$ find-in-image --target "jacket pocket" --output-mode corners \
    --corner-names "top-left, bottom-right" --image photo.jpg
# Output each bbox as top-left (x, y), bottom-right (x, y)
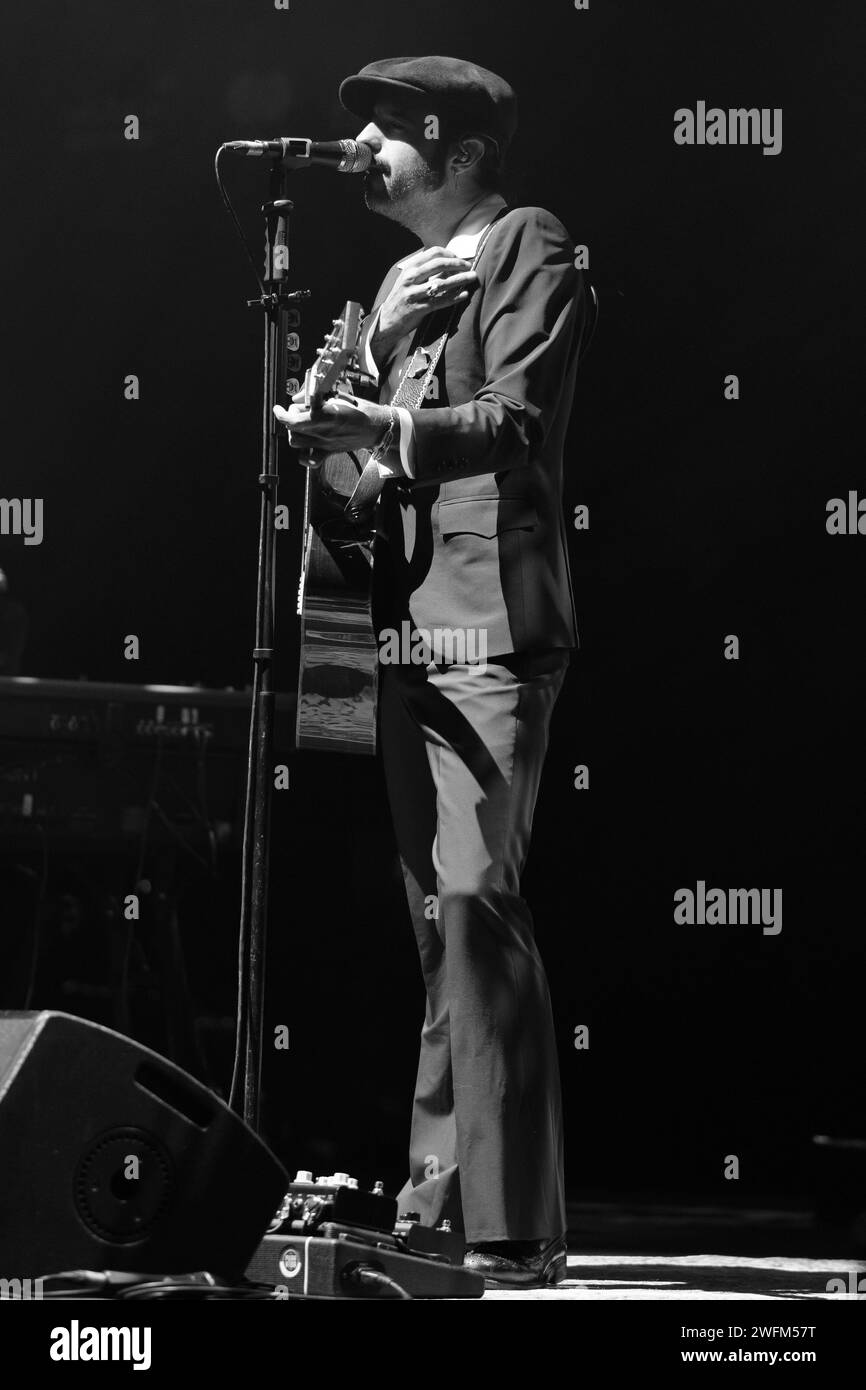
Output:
top-left (438, 495), bottom-right (538, 539)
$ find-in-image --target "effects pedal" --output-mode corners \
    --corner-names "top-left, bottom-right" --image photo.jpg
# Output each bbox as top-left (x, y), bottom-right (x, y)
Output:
top-left (245, 1170), bottom-right (484, 1299)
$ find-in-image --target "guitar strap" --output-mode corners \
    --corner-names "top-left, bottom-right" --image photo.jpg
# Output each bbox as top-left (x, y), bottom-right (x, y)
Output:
top-left (343, 209), bottom-right (507, 524)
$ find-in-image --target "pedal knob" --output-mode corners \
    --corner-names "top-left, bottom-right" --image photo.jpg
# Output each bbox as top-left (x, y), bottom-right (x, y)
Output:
top-left (294, 1170), bottom-right (314, 1184)
top-left (372, 1181), bottom-right (385, 1196)
top-left (333, 1172), bottom-right (351, 1186)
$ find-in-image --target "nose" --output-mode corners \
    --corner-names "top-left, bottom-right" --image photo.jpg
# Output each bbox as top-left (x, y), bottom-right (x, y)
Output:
top-left (355, 121), bottom-right (382, 150)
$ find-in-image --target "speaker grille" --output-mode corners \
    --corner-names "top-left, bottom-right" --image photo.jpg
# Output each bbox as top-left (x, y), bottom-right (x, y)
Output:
top-left (74, 1127), bottom-right (174, 1244)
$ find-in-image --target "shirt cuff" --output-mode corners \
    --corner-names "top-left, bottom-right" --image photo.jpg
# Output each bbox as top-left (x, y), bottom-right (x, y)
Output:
top-left (362, 307), bottom-right (383, 383)
top-left (394, 406), bottom-right (415, 478)
top-left (373, 406), bottom-right (416, 481)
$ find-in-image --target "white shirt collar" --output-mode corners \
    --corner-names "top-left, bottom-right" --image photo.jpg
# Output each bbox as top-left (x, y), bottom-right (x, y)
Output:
top-left (446, 193), bottom-right (508, 258)
top-left (396, 193), bottom-right (508, 268)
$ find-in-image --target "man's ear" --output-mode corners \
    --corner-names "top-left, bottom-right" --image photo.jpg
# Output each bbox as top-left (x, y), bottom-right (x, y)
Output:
top-left (449, 134), bottom-right (487, 176)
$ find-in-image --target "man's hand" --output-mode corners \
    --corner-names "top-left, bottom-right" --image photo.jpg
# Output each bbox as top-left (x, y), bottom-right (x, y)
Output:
top-left (371, 246), bottom-right (478, 364)
top-left (274, 393), bottom-right (389, 456)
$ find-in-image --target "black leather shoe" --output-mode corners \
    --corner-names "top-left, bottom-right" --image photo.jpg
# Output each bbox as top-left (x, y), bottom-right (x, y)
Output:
top-left (463, 1233), bottom-right (568, 1288)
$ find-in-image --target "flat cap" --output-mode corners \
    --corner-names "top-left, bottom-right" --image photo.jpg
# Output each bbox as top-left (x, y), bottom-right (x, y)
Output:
top-left (339, 55), bottom-right (518, 151)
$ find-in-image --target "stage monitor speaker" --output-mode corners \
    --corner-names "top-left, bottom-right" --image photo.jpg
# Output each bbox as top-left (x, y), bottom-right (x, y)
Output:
top-left (0, 1011), bottom-right (288, 1279)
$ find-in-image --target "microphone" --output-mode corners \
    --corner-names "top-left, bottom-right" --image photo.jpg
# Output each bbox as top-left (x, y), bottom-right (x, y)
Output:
top-left (224, 137), bottom-right (373, 173)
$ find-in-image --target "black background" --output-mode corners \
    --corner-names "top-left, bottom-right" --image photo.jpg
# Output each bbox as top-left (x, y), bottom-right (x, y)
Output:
top-left (1, 0), bottom-right (863, 1205)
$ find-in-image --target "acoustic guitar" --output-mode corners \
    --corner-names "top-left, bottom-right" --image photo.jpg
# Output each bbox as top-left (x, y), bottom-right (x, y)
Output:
top-left (295, 301), bottom-right (381, 756)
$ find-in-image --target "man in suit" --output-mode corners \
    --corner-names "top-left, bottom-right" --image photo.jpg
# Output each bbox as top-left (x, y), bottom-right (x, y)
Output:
top-left (277, 56), bottom-right (588, 1287)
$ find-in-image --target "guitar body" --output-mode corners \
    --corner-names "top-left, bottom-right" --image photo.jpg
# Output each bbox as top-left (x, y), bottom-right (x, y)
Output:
top-left (296, 445), bottom-right (379, 755)
top-left (293, 301), bottom-right (387, 755)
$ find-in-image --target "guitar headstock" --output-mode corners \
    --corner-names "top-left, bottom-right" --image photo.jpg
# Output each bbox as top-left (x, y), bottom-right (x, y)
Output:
top-left (304, 301), bottom-right (363, 407)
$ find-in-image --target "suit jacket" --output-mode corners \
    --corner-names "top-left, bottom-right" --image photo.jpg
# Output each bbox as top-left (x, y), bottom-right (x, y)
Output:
top-left (365, 204), bottom-right (587, 658)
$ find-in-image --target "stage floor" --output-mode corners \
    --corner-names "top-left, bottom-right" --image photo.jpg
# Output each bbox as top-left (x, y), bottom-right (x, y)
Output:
top-left (478, 1198), bottom-right (866, 1298)
top-left (482, 1252), bottom-right (866, 1299)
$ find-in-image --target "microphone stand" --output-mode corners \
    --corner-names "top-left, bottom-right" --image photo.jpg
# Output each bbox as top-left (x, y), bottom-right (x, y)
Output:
top-left (232, 159), bottom-right (307, 1131)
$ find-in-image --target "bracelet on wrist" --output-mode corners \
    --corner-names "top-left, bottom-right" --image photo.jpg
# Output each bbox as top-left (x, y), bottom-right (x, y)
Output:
top-left (374, 405), bottom-right (398, 457)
